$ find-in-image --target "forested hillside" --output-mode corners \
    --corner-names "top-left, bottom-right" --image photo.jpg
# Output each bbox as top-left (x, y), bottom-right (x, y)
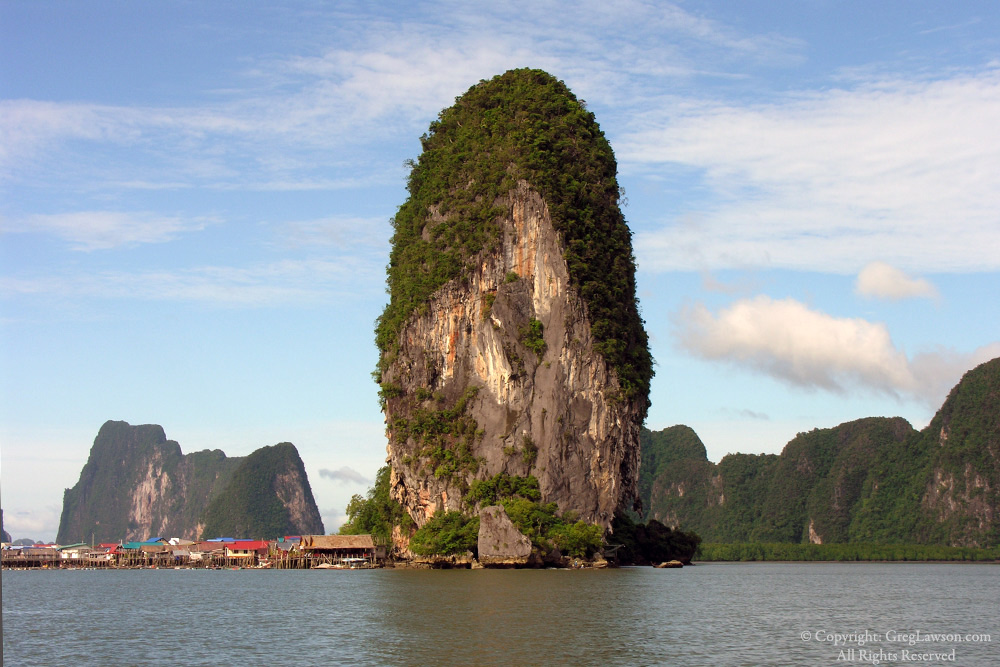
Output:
top-left (642, 358), bottom-right (1000, 547)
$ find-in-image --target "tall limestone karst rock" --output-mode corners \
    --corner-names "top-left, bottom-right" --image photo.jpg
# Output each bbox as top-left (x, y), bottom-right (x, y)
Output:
top-left (57, 420), bottom-right (324, 543)
top-left (376, 69), bottom-right (653, 531)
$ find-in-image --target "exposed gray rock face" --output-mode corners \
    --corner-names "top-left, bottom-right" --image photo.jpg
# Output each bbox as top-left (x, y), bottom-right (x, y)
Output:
top-left (478, 505), bottom-right (532, 566)
top-left (383, 182), bottom-right (644, 531)
top-left (57, 420), bottom-right (324, 543)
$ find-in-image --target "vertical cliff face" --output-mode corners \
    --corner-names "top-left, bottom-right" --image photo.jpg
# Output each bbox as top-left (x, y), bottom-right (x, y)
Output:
top-left (200, 442), bottom-right (325, 539)
top-left (914, 357), bottom-right (1000, 546)
top-left (57, 421), bottom-right (324, 543)
top-left (1, 509), bottom-right (11, 543)
top-left (377, 69), bottom-right (652, 532)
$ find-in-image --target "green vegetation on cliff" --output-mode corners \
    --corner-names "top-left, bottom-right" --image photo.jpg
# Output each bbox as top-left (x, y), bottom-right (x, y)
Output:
top-left (340, 466), bottom-right (413, 544)
top-left (640, 357), bottom-right (1000, 548)
top-left (390, 386), bottom-right (483, 482)
top-left (58, 421), bottom-right (324, 543)
top-left (200, 442), bottom-right (323, 539)
top-left (852, 356), bottom-right (1000, 546)
top-left (469, 473), bottom-right (603, 558)
top-left (57, 421), bottom-right (238, 543)
top-left (376, 67), bottom-right (652, 407)
top-left (409, 511), bottom-right (480, 556)
top-left (345, 471), bottom-right (604, 558)
top-left (640, 418), bottom-right (914, 544)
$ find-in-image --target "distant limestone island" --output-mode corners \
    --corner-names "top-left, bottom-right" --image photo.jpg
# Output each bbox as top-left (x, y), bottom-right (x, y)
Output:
top-left (639, 356), bottom-right (1000, 559)
top-left (56, 420), bottom-right (325, 544)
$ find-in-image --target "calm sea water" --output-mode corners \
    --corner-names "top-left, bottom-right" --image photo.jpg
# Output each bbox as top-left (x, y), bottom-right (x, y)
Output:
top-left (3, 563), bottom-right (998, 666)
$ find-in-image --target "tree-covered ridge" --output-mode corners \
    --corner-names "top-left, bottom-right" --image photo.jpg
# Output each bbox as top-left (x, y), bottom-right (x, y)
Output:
top-left (200, 442), bottom-right (324, 539)
top-left (852, 357), bottom-right (1000, 545)
top-left (641, 358), bottom-right (1000, 547)
top-left (640, 418), bottom-right (916, 543)
top-left (697, 542), bottom-right (1000, 562)
top-left (1, 509), bottom-right (12, 543)
top-left (376, 68), bottom-right (653, 407)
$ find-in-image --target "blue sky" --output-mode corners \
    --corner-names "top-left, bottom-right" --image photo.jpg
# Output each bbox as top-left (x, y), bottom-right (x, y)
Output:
top-left (2, 1), bottom-right (999, 542)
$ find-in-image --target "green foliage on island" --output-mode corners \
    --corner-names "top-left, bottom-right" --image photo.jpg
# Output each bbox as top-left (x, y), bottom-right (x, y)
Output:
top-left (639, 418), bottom-right (915, 544)
top-left (851, 357), bottom-right (1000, 546)
top-left (697, 542), bottom-right (1000, 562)
top-left (467, 472), bottom-right (542, 505)
top-left (409, 510), bottom-right (481, 556)
top-left (390, 386), bottom-right (483, 481)
top-left (57, 421), bottom-right (241, 543)
top-left (403, 472), bottom-right (603, 558)
top-left (502, 499), bottom-right (604, 558)
top-left (200, 443), bottom-right (321, 539)
top-left (470, 472), bottom-right (602, 558)
top-left (639, 356), bottom-right (1000, 550)
top-left (376, 67), bottom-right (652, 410)
top-left (339, 466), bottom-right (413, 544)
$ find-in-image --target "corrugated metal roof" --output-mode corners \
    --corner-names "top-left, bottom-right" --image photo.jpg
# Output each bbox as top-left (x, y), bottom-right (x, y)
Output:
top-left (225, 540), bottom-right (270, 551)
top-left (300, 534), bottom-right (375, 550)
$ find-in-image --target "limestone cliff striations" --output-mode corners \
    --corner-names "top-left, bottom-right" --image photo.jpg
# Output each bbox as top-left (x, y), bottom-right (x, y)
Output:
top-left (57, 420), bottom-right (324, 543)
top-left (376, 69), bottom-right (652, 532)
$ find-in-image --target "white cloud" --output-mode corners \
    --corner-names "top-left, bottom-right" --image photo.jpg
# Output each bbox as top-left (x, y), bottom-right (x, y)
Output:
top-left (674, 295), bottom-right (1000, 406)
top-left (1, 1), bottom-right (802, 194)
top-left (319, 466), bottom-right (371, 486)
top-left (2, 506), bottom-right (62, 543)
top-left (0, 258), bottom-right (383, 306)
top-left (273, 216), bottom-right (390, 251)
top-left (675, 295), bottom-right (916, 395)
top-left (9, 212), bottom-right (210, 251)
top-left (627, 68), bottom-right (1000, 273)
top-left (855, 261), bottom-right (938, 300)
top-left (0, 100), bottom-right (137, 177)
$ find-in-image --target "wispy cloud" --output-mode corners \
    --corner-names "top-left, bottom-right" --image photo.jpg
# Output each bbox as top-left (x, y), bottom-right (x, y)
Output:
top-left (1, 1), bottom-right (802, 196)
top-left (719, 407), bottom-right (770, 421)
top-left (273, 216), bottom-right (390, 251)
top-left (2, 506), bottom-right (62, 542)
top-left (627, 68), bottom-right (1000, 273)
top-left (0, 258), bottom-right (383, 306)
top-left (673, 295), bottom-right (1000, 406)
top-left (319, 466), bottom-right (371, 486)
top-left (6, 212), bottom-right (211, 251)
top-left (855, 261), bottom-right (938, 301)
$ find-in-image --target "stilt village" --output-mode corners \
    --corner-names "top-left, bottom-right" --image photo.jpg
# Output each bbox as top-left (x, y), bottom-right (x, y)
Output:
top-left (1, 534), bottom-right (386, 570)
